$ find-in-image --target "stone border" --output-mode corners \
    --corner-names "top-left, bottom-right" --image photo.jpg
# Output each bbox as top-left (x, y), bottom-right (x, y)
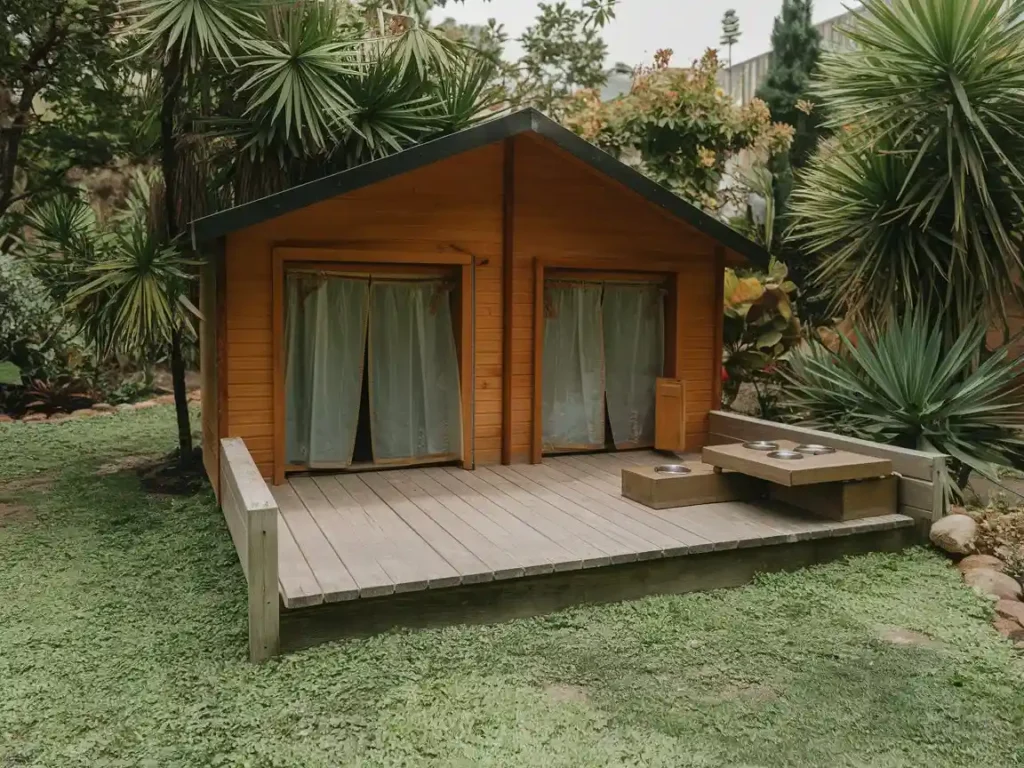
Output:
top-left (0, 390), bottom-right (201, 424)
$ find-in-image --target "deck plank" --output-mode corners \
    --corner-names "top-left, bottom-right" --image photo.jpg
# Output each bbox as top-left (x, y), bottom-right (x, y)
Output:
top-left (534, 461), bottom-right (713, 554)
top-left (502, 464), bottom-right (673, 558)
top-left (291, 477), bottom-right (394, 599)
top-left (389, 470), bottom-right (525, 580)
top-left (492, 465), bottom-right (658, 562)
top-left (426, 468), bottom-right (578, 574)
top-left (272, 483), bottom-right (353, 605)
top-left (470, 467), bottom-right (639, 565)
top-left (338, 474), bottom-right (463, 591)
top-left (656, 502), bottom-right (793, 550)
top-left (449, 468), bottom-right (614, 568)
top-left (367, 472), bottom-right (495, 585)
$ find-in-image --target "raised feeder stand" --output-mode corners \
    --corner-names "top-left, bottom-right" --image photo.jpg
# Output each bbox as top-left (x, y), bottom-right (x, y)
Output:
top-left (701, 440), bottom-right (897, 522)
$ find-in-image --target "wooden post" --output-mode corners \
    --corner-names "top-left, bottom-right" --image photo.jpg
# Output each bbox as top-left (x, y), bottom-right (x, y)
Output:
top-left (220, 437), bottom-right (280, 662)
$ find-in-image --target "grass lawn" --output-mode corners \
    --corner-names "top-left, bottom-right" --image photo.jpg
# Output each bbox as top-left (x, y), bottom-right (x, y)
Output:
top-left (2, 408), bottom-right (1023, 767)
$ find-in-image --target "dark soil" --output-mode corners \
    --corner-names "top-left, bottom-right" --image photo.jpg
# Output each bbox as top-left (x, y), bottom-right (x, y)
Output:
top-left (137, 447), bottom-right (208, 496)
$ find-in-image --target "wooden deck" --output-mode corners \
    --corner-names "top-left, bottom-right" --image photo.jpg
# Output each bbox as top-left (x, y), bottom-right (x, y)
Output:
top-left (269, 451), bottom-right (914, 610)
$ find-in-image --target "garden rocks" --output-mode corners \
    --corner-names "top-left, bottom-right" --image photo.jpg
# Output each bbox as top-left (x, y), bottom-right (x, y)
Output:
top-left (21, 413), bottom-right (47, 423)
top-left (929, 514), bottom-right (978, 554)
top-left (962, 568), bottom-right (1023, 601)
top-left (92, 403), bottom-right (115, 412)
top-left (995, 599), bottom-right (1024, 625)
top-left (957, 554), bottom-right (1005, 574)
top-left (0, 415), bottom-right (12, 423)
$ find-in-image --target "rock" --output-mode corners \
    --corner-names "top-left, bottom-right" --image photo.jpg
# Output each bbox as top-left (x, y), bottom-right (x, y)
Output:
top-left (133, 399), bottom-right (161, 409)
top-left (116, 403), bottom-right (134, 411)
top-left (994, 617), bottom-right (1021, 638)
top-left (187, 389), bottom-right (202, 402)
top-left (70, 409), bottom-right (98, 418)
top-left (46, 414), bottom-right (71, 424)
top-left (0, 414), bottom-right (13, 423)
top-left (963, 568), bottom-right (1023, 601)
top-left (995, 599), bottom-right (1024, 625)
top-left (21, 413), bottom-right (48, 423)
top-left (153, 394), bottom-right (175, 405)
top-left (929, 514), bottom-right (978, 555)
top-left (957, 554), bottom-right (1005, 574)
top-left (92, 403), bottom-right (115, 412)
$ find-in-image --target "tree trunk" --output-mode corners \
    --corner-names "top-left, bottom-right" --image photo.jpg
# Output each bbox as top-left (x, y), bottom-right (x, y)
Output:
top-left (170, 326), bottom-right (194, 467)
top-left (160, 51), bottom-right (193, 467)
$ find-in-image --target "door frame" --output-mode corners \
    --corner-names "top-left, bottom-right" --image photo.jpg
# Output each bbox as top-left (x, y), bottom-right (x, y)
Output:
top-left (271, 246), bottom-right (474, 485)
top-left (530, 255), bottom-right (692, 465)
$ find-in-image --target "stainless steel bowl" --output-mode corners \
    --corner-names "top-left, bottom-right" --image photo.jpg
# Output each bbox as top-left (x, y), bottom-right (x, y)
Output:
top-left (794, 444), bottom-right (836, 456)
top-left (654, 464), bottom-right (691, 475)
top-left (742, 440), bottom-right (780, 452)
top-left (767, 450), bottom-right (804, 461)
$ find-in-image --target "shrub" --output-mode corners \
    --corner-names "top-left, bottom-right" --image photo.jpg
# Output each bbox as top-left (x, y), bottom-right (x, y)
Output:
top-left (782, 308), bottom-right (1024, 496)
top-left (722, 258), bottom-right (801, 417)
top-left (0, 252), bottom-right (63, 387)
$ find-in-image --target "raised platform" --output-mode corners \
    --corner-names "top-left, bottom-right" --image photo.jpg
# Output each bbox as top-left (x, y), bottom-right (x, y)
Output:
top-left (267, 451), bottom-right (915, 648)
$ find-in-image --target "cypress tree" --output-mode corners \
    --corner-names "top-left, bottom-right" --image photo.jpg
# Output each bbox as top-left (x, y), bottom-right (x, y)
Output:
top-left (756, 0), bottom-right (825, 168)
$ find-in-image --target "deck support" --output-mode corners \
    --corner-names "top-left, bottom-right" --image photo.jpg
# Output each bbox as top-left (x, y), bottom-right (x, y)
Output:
top-left (278, 524), bottom-right (915, 653)
top-left (221, 438), bottom-right (281, 662)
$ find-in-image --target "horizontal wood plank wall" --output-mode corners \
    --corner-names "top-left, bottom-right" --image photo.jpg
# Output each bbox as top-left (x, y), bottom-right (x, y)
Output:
top-left (509, 134), bottom-right (720, 461)
top-left (224, 144), bottom-right (504, 479)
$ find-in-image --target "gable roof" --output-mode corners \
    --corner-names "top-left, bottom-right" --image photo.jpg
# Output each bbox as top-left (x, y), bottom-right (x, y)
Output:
top-left (189, 108), bottom-right (769, 266)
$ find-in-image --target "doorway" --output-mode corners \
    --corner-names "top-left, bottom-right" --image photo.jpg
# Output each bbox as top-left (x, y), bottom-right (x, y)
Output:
top-left (541, 275), bottom-right (666, 454)
top-left (283, 269), bottom-right (463, 471)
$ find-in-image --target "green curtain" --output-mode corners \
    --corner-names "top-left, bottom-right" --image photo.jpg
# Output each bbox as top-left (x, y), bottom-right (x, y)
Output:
top-left (368, 280), bottom-right (462, 462)
top-left (603, 283), bottom-right (664, 448)
top-left (542, 282), bottom-right (606, 451)
top-left (284, 273), bottom-right (369, 467)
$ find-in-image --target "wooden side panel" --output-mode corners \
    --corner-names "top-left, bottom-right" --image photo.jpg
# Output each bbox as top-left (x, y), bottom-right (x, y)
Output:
top-left (510, 134), bottom-right (721, 461)
top-left (199, 250), bottom-right (220, 494)
top-left (223, 144), bottom-right (505, 478)
top-left (654, 378), bottom-right (686, 453)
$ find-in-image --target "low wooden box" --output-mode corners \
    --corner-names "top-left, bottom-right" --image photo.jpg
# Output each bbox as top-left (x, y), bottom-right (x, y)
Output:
top-left (621, 462), bottom-right (764, 510)
top-left (770, 476), bottom-right (898, 521)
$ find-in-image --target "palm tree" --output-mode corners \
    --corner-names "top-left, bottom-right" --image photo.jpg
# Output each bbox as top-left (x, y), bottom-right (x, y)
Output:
top-left (788, 0), bottom-right (1024, 341)
top-left (116, 0), bottom-right (501, 465)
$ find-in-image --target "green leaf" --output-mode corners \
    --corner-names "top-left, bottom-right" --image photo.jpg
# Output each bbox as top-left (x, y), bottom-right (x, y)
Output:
top-left (0, 361), bottom-right (22, 386)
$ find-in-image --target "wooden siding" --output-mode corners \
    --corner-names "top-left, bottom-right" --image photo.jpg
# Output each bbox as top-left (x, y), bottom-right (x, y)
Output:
top-left (200, 253), bottom-right (220, 493)
top-left (224, 144), bottom-right (504, 479)
top-left (509, 134), bottom-right (720, 460)
top-left (220, 133), bottom-right (725, 480)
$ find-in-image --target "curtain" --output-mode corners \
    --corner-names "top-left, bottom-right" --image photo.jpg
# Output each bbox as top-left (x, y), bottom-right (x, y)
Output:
top-left (368, 280), bottom-right (462, 462)
top-left (602, 283), bottom-right (664, 448)
top-left (542, 282), bottom-right (606, 451)
top-left (284, 273), bottom-right (369, 467)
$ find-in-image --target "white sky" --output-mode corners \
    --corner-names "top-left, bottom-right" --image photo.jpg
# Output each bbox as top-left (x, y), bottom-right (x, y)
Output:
top-left (433, 0), bottom-right (855, 68)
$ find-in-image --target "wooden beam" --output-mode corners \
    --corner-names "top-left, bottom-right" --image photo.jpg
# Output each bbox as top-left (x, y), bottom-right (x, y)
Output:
top-left (215, 238), bottom-right (229, 497)
top-left (460, 263), bottom-right (475, 469)
top-left (220, 437), bottom-right (280, 662)
top-left (531, 258), bottom-right (545, 464)
top-left (501, 138), bottom-right (515, 465)
top-left (711, 246), bottom-right (726, 419)
top-left (275, 246), bottom-right (472, 265)
top-left (272, 250), bottom-right (286, 486)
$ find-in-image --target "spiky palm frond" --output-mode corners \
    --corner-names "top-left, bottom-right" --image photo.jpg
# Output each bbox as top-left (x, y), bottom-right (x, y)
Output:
top-left (783, 308), bottom-right (1024, 496)
top-left (339, 48), bottom-right (442, 163)
top-left (122, 0), bottom-right (256, 70)
top-left (238, 0), bottom-right (363, 150)
top-left (794, 0), bottom-right (1024, 338)
top-left (432, 52), bottom-right (504, 133)
top-left (387, 25), bottom-right (460, 81)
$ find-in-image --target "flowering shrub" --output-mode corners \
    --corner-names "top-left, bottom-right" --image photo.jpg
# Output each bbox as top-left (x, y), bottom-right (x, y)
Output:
top-left (561, 49), bottom-right (793, 210)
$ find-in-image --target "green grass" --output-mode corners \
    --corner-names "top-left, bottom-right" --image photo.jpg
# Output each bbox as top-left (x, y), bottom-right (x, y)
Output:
top-left (2, 408), bottom-right (1023, 767)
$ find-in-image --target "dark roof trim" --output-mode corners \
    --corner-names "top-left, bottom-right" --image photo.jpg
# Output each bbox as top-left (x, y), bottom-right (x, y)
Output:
top-left (189, 108), bottom-right (769, 266)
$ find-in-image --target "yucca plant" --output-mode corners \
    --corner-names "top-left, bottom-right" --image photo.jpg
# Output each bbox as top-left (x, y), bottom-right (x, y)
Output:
top-left (782, 309), bottom-right (1024, 497)
top-left (789, 0), bottom-right (1024, 340)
